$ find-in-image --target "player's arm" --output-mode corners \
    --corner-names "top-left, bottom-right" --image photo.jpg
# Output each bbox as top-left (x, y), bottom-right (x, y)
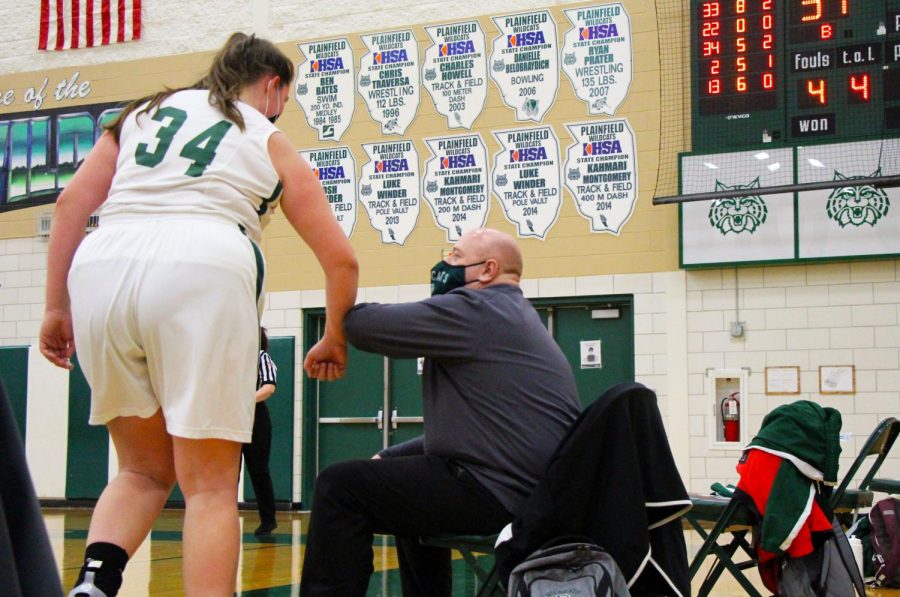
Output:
top-left (40, 132), bottom-right (119, 368)
top-left (267, 131), bottom-right (359, 381)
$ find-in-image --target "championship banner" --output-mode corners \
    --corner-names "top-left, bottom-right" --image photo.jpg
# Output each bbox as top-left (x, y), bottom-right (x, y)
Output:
top-left (489, 10), bottom-right (559, 122)
top-left (299, 147), bottom-right (357, 238)
top-left (294, 38), bottom-right (356, 142)
top-left (422, 134), bottom-right (490, 242)
top-left (359, 140), bottom-right (420, 245)
top-left (561, 3), bottom-right (633, 116)
top-left (423, 21), bottom-right (488, 130)
top-left (358, 30), bottom-right (420, 135)
top-left (564, 119), bottom-right (638, 234)
top-left (491, 126), bottom-right (562, 239)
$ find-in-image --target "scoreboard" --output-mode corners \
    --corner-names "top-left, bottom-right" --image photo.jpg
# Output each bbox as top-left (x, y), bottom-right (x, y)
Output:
top-left (691, 0), bottom-right (900, 151)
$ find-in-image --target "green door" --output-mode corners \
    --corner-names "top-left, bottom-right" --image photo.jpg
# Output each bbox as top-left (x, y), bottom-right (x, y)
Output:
top-left (388, 358), bottom-right (425, 446)
top-left (302, 313), bottom-right (425, 506)
top-left (66, 354), bottom-right (109, 500)
top-left (301, 297), bottom-right (634, 505)
top-left (243, 336), bottom-right (295, 504)
top-left (0, 346), bottom-right (29, 440)
top-left (534, 297), bottom-right (634, 407)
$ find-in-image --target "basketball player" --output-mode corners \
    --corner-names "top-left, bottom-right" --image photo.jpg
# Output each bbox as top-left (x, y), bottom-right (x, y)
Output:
top-left (39, 33), bottom-right (358, 596)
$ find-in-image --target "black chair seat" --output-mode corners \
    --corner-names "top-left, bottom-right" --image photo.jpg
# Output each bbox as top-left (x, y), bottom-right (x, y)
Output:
top-left (420, 534), bottom-right (502, 597)
top-left (868, 478), bottom-right (899, 495)
top-left (834, 488), bottom-right (874, 511)
top-left (687, 494), bottom-right (754, 527)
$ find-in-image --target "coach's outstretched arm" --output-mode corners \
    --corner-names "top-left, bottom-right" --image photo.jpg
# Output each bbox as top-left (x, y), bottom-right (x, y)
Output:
top-left (268, 132), bottom-right (359, 382)
top-left (40, 132), bottom-right (119, 370)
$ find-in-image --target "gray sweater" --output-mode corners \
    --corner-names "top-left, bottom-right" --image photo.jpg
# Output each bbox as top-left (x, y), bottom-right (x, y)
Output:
top-left (344, 284), bottom-right (581, 513)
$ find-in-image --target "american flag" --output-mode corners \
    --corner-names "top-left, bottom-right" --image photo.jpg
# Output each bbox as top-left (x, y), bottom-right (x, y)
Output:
top-left (39, 0), bottom-right (142, 51)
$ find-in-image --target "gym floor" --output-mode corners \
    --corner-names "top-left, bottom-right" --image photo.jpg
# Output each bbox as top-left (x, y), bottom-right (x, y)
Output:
top-left (46, 508), bottom-right (899, 596)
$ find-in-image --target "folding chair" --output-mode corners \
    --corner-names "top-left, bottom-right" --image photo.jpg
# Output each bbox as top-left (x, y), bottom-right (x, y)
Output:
top-left (830, 417), bottom-right (900, 522)
top-left (684, 494), bottom-right (763, 597)
top-left (419, 534), bottom-right (503, 597)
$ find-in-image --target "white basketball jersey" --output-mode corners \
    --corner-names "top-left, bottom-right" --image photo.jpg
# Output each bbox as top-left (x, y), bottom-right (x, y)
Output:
top-left (103, 89), bottom-right (282, 242)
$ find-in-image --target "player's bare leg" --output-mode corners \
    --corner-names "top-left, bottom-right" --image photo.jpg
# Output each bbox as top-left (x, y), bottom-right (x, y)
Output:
top-left (174, 436), bottom-right (242, 596)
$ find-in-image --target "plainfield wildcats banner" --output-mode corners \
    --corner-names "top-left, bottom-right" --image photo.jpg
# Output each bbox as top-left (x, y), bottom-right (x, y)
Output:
top-left (39, 0), bottom-right (142, 51)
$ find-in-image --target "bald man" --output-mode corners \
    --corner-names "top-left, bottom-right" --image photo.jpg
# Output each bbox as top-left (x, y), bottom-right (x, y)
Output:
top-left (300, 228), bottom-right (581, 597)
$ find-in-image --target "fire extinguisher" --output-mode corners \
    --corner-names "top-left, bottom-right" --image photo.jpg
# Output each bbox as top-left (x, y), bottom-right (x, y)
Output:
top-left (721, 392), bottom-right (740, 442)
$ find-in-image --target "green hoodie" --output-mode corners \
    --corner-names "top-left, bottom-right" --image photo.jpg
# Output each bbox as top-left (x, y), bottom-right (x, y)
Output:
top-left (744, 400), bottom-right (842, 554)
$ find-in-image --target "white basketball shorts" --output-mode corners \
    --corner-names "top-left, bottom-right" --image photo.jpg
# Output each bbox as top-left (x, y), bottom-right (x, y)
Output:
top-left (68, 216), bottom-right (262, 442)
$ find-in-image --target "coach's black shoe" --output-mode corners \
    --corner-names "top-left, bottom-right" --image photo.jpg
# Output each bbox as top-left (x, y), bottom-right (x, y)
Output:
top-left (254, 522), bottom-right (278, 536)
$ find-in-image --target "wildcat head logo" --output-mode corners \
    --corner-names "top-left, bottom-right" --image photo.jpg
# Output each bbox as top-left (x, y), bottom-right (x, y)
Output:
top-left (495, 174), bottom-right (508, 187)
top-left (424, 68), bottom-right (437, 81)
top-left (825, 169), bottom-right (890, 228)
top-left (563, 52), bottom-right (577, 66)
top-left (492, 59), bottom-right (505, 72)
top-left (359, 75), bottom-right (371, 87)
top-left (708, 178), bottom-right (768, 235)
top-left (296, 82), bottom-right (308, 96)
top-left (567, 167), bottom-right (581, 181)
top-left (360, 184), bottom-right (372, 197)
top-left (426, 180), bottom-right (438, 193)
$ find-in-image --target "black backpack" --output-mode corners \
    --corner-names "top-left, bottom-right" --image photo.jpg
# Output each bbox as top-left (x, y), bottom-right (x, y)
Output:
top-left (506, 539), bottom-right (630, 597)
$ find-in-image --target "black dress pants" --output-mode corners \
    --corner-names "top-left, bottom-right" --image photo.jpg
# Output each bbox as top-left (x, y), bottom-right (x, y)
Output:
top-left (299, 455), bottom-right (512, 597)
top-left (241, 402), bottom-right (276, 526)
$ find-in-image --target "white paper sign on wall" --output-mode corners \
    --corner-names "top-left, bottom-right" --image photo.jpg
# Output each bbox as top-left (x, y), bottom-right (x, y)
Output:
top-left (423, 133), bottom-right (490, 242)
top-left (299, 147), bottom-right (357, 237)
top-left (293, 38), bottom-right (355, 141)
top-left (358, 30), bottom-right (420, 135)
top-left (564, 119), bottom-right (638, 234)
top-left (489, 10), bottom-right (559, 122)
top-left (561, 4), bottom-right (633, 116)
top-left (359, 140), bottom-right (420, 245)
top-left (423, 21), bottom-right (488, 130)
top-left (491, 126), bottom-right (562, 239)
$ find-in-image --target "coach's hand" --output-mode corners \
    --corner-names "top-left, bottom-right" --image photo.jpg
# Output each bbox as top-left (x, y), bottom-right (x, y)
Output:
top-left (40, 308), bottom-right (75, 370)
top-left (304, 337), bottom-right (348, 381)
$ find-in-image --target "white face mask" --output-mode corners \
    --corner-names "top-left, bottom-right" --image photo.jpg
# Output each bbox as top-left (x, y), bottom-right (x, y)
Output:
top-left (263, 78), bottom-right (282, 124)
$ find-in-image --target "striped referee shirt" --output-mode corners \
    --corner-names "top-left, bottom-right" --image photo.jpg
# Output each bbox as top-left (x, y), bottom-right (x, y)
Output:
top-left (257, 351), bottom-right (277, 391)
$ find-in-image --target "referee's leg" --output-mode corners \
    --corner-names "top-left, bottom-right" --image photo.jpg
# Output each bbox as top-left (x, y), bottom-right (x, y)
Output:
top-left (242, 403), bottom-right (276, 531)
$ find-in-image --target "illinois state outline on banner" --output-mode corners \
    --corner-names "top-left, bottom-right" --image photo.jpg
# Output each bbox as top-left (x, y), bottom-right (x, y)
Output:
top-left (294, 38), bottom-right (356, 142)
top-left (359, 140), bottom-right (420, 245)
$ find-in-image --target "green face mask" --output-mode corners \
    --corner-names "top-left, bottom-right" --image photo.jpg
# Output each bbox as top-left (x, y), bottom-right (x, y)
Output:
top-left (430, 260), bottom-right (486, 296)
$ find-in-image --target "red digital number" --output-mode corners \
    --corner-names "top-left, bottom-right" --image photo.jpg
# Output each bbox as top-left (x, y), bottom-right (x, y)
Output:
top-left (762, 0), bottom-right (773, 9)
top-left (841, 0), bottom-right (849, 16)
top-left (807, 79), bottom-right (827, 104)
top-left (849, 73), bottom-right (870, 101)
top-left (801, 0), bottom-right (823, 22)
top-left (762, 33), bottom-right (774, 50)
top-left (736, 56), bottom-right (747, 72)
top-left (820, 23), bottom-right (833, 39)
top-left (702, 21), bottom-right (721, 37)
top-left (767, 54), bottom-right (775, 68)
top-left (736, 37), bottom-right (746, 52)
top-left (735, 0), bottom-right (745, 14)
top-left (762, 72), bottom-right (775, 89)
top-left (736, 18), bottom-right (746, 33)
top-left (702, 2), bottom-right (720, 18)
top-left (736, 76), bottom-right (747, 92)
top-left (708, 79), bottom-right (721, 95)
top-left (703, 40), bottom-right (721, 56)
top-left (710, 59), bottom-right (721, 75)
top-left (762, 14), bottom-right (773, 29)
